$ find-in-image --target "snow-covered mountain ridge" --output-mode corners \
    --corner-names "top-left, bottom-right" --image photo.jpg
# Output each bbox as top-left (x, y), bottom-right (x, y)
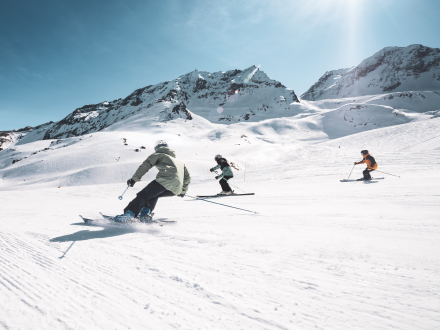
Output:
top-left (0, 122), bottom-right (54, 151)
top-left (2, 45), bottom-right (440, 188)
top-left (301, 44), bottom-right (440, 100)
top-left (1, 88), bottom-right (438, 188)
top-left (34, 66), bottom-right (301, 140)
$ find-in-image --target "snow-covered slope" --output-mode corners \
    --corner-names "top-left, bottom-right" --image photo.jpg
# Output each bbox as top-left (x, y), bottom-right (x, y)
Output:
top-left (301, 44), bottom-right (440, 100)
top-left (1, 111), bottom-right (440, 329)
top-left (0, 122), bottom-right (53, 151)
top-left (1, 55), bottom-right (440, 329)
top-left (0, 93), bottom-right (436, 188)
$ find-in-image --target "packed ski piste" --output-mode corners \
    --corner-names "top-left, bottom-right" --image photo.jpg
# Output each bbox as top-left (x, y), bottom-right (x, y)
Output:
top-left (80, 140), bottom-right (258, 225)
top-left (81, 141), bottom-right (400, 225)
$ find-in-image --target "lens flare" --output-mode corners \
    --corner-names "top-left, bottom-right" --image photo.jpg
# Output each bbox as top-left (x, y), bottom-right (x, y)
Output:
top-left (226, 89), bottom-right (239, 102)
top-left (217, 107), bottom-right (223, 113)
top-left (243, 65), bottom-right (260, 84)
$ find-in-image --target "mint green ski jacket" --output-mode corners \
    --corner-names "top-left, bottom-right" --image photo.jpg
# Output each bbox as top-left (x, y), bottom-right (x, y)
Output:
top-left (131, 147), bottom-right (191, 195)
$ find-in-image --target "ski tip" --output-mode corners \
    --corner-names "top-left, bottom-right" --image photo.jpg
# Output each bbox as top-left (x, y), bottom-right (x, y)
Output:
top-left (79, 215), bottom-right (92, 224)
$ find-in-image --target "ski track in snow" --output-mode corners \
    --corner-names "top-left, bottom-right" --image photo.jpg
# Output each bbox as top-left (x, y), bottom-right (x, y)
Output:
top-left (1, 95), bottom-right (440, 329)
top-left (1, 152), bottom-right (440, 329)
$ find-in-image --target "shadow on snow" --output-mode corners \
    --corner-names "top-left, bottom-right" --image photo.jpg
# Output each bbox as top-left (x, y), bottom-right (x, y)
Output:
top-left (50, 222), bottom-right (139, 242)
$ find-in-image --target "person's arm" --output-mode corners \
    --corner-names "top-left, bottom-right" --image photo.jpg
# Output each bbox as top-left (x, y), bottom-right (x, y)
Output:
top-left (356, 158), bottom-right (366, 165)
top-left (216, 172), bottom-right (225, 180)
top-left (181, 165), bottom-right (191, 194)
top-left (132, 153), bottom-right (159, 182)
top-left (210, 164), bottom-right (221, 172)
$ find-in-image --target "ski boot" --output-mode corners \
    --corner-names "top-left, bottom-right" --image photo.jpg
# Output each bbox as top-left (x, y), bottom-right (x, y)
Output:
top-left (113, 210), bottom-right (135, 223)
top-left (138, 207), bottom-right (153, 223)
top-left (217, 191), bottom-right (232, 195)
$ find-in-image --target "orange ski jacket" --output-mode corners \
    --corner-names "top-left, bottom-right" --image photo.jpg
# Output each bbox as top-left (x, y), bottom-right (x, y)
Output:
top-left (356, 153), bottom-right (378, 169)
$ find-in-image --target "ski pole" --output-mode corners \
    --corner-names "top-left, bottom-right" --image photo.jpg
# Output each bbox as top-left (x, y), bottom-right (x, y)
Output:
top-left (373, 169), bottom-right (400, 178)
top-left (186, 195), bottom-right (259, 214)
top-left (347, 164), bottom-right (355, 180)
top-left (59, 241), bottom-right (76, 259)
top-left (118, 185), bottom-right (129, 200)
top-left (214, 171), bottom-right (246, 193)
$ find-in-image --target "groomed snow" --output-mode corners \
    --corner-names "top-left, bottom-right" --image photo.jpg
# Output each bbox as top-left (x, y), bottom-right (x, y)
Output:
top-left (1, 98), bottom-right (440, 329)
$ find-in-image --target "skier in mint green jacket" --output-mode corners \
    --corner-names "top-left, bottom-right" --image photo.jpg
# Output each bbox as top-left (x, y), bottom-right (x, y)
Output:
top-left (113, 140), bottom-right (191, 223)
top-left (210, 154), bottom-right (234, 195)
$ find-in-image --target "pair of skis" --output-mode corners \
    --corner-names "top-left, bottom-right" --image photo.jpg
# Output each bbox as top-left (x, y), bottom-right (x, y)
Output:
top-left (79, 212), bottom-right (176, 226)
top-left (340, 177), bottom-right (385, 182)
top-left (196, 193), bottom-right (255, 198)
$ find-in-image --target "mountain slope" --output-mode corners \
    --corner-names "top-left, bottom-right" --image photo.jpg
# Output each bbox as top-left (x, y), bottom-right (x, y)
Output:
top-left (2, 48), bottom-right (440, 187)
top-left (0, 122), bottom-right (54, 151)
top-left (301, 44), bottom-right (440, 101)
top-left (37, 66), bottom-right (301, 141)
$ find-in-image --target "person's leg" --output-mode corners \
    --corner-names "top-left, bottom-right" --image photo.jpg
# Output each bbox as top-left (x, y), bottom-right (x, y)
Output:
top-left (220, 176), bottom-right (233, 192)
top-left (363, 169), bottom-right (372, 180)
top-left (145, 189), bottom-right (175, 212)
top-left (124, 180), bottom-right (167, 216)
top-left (124, 195), bottom-right (147, 217)
top-left (219, 178), bottom-right (229, 192)
top-left (138, 189), bottom-right (175, 221)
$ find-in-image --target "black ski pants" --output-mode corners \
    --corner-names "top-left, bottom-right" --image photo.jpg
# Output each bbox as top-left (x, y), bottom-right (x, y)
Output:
top-left (124, 180), bottom-right (175, 217)
top-left (219, 176), bottom-right (233, 192)
top-left (363, 168), bottom-right (375, 180)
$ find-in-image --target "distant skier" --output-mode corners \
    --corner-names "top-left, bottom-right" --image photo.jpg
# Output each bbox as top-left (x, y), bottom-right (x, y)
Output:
top-left (210, 154), bottom-right (234, 195)
top-left (354, 150), bottom-right (378, 181)
top-left (113, 140), bottom-right (191, 222)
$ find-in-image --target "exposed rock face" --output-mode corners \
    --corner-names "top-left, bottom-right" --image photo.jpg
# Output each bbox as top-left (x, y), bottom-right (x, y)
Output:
top-left (160, 102), bottom-right (193, 122)
top-left (301, 44), bottom-right (440, 101)
top-left (39, 65), bottom-right (300, 140)
top-left (0, 122), bottom-right (54, 150)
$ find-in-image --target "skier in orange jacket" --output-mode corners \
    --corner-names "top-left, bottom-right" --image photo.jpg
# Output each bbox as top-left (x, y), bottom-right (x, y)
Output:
top-left (354, 150), bottom-right (378, 181)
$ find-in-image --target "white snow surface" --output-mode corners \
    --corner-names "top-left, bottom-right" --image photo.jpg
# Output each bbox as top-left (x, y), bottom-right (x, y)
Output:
top-left (1, 91), bottom-right (440, 329)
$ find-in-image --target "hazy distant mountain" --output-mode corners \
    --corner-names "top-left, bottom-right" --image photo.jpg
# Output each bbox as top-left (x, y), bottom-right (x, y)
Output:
top-left (301, 44), bottom-right (440, 101)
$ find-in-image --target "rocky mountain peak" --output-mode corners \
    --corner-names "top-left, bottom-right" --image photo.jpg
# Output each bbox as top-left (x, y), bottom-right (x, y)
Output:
top-left (301, 44), bottom-right (440, 101)
top-left (36, 66), bottom-right (300, 140)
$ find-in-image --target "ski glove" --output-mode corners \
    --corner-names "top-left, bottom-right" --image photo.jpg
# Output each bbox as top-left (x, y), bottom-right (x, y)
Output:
top-left (210, 168), bottom-right (214, 172)
top-left (215, 176), bottom-right (220, 180)
top-left (178, 194), bottom-right (185, 198)
top-left (354, 162), bottom-right (358, 165)
top-left (127, 178), bottom-right (136, 187)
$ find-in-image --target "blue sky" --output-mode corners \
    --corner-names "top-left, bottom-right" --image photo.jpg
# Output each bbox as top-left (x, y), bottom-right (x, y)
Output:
top-left (1, 0), bottom-right (439, 130)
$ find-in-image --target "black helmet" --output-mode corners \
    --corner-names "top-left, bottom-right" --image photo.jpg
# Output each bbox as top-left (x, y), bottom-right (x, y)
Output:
top-left (361, 150), bottom-right (368, 155)
top-left (214, 154), bottom-right (222, 160)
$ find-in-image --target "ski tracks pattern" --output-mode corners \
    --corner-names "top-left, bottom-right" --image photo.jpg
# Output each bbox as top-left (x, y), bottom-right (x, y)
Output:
top-left (0, 229), bottom-right (166, 329)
